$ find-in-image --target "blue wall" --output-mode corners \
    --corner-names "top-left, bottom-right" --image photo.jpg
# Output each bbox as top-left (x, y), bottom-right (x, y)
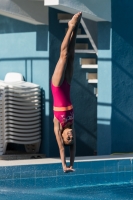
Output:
top-left (0, 9), bottom-right (98, 157)
top-left (111, 0), bottom-right (133, 153)
top-left (98, 0), bottom-right (133, 155)
top-left (49, 8), bottom-right (97, 157)
top-left (0, 15), bottom-right (50, 156)
top-left (1, 1), bottom-right (133, 158)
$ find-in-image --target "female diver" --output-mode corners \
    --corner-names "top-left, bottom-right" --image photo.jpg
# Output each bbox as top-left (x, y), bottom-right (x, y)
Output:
top-left (51, 12), bottom-right (82, 172)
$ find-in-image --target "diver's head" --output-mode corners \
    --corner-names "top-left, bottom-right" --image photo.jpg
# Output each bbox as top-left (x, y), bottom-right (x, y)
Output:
top-left (62, 128), bottom-right (74, 145)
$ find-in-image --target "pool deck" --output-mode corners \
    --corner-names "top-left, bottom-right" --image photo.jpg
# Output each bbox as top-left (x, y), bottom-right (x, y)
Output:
top-left (0, 153), bottom-right (133, 166)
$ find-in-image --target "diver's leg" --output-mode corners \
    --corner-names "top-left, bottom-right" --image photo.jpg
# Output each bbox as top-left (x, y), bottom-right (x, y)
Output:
top-left (52, 12), bottom-right (82, 86)
top-left (65, 13), bottom-right (82, 84)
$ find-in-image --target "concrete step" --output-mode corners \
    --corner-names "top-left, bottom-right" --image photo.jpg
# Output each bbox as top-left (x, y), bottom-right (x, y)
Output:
top-left (82, 64), bottom-right (98, 69)
top-left (59, 19), bottom-right (70, 23)
top-left (88, 79), bottom-right (98, 83)
top-left (86, 73), bottom-right (98, 83)
top-left (80, 58), bottom-right (96, 65)
top-left (58, 13), bottom-right (73, 20)
top-left (58, 14), bottom-right (74, 23)
top-left (76, 35), bottom-right (88, 38)
top-left (75, 50), bottom-right (96, 54)
top-left (75, 43), bottom-right (88, 50)
top-left (80, 58), bottom-right (97, 68)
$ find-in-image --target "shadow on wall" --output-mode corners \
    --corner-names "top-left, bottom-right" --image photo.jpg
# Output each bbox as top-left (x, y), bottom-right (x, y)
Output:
top-left (111, 58), bottom-right (133, 153)
top-left (0, 16), bottom-right (48, 51)
top-left (111, 0), bottom-right (133, 153)
top-left (112, 0), bottom-right (133, 48)
top-left (94, 3), bottom-right (133, 154)
top-left (98, 99), bottom-right (133, 154)
top-left (97, 123), bottom-right (111, 155)
top-left (40, 88), bottom-right (45, 153)
top-left (12, 0), bottom-right (48, 24)
top-left (72, 73), bottom-right (97, 156)
top-left (71, 53), bottom-right (97, 156)
top-left (98, 21), bottom-right (111, 50)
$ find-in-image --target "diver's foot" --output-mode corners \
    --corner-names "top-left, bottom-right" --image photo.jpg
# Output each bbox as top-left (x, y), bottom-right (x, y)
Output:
top-left (68, 12), bottom-right (82, 30)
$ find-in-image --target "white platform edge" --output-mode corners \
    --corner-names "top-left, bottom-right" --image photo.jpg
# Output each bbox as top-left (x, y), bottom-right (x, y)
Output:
top-left (0, 155), bottom-right (133, 166)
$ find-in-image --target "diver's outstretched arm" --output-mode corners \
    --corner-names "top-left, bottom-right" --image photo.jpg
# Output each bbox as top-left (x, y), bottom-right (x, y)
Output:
top-left (54, 119), bottom-right (74, 172)
top-left (69, 125), bottom-right (76, 168)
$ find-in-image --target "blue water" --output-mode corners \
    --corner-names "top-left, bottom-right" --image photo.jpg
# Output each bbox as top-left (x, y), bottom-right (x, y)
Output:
top-left (0, 182), bottom-right (133, 200)
top-left (0, 159), bottom-right (133, 199)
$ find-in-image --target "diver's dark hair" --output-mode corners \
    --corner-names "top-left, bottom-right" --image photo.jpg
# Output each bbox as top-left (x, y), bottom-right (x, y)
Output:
top-left (64, 141), bottom-right (74, 147)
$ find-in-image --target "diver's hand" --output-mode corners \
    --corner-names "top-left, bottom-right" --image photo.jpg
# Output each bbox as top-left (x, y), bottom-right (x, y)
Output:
top-left (63, 166), bottom-right (75, 173)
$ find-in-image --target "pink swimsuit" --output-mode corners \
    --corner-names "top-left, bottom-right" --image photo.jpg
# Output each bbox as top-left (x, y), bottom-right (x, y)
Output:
top-left (51, 79), bottom-right (74, 127)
